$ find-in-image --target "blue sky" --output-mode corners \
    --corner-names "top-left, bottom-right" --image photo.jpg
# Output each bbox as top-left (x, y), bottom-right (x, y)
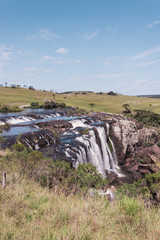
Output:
top-left (0, 0), bottom-right (160, 95)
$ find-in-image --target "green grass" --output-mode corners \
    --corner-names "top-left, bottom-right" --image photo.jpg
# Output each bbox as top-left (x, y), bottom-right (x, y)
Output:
top-left (55, 92), bottom-right (160, 114)
top-left (1, 176), bottom-right (160, 239)
top-left (0, 87), bottom-right (53, 107)
top-left (1, 87), bottom-right (160, 114)
top-left (0, 150), bottom-right (160, 239)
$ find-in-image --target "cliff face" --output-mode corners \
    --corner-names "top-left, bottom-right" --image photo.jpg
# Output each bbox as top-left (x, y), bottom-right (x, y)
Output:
top-left (110, 117), bottom-right (157, 164)
top-left (93, 112), bottom-right (160, 180)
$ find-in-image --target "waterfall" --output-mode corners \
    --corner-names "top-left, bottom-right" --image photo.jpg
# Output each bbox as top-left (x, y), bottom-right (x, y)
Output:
top-left (63, 121), bottom-right (121, 177)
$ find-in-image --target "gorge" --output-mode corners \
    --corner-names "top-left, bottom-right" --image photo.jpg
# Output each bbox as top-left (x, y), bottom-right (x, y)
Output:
top-left (1, 108), bottom-right (159, 184)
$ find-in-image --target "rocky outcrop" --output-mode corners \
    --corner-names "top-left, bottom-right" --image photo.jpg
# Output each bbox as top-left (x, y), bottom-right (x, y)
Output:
top-left (123, 145), bottom-right (160, 180)
top-left (36, 120), bottom-right (72, 135)
top-left (93, 112), bottom-right (158, 165)
top-left (21, 130), bottom-right (56, 150)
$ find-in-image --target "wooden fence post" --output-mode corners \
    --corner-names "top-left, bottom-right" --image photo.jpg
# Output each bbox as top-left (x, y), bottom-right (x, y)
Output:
top-left (2, 172), bottom-right (6, 189)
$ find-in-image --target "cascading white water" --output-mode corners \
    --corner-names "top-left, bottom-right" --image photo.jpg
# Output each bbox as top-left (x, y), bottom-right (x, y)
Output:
top-left (63, 119), bottom-right (122, 177)
top-left (69, 119), bottom-right (87, 128)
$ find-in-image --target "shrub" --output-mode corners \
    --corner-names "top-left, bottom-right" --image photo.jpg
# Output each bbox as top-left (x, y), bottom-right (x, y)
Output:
top-left (58, 102), bottom-right (66, 108)
top-left (30, 102), bottom-right (40, 109)
top-left (107, 91), bottom-right (117, 95)
top-left (29, 86), bottom-right (35, 90)
top-left (47, 161), bottom-right (108, 191)
top-left (119, 196), bottom-right (143, 217)
top-left (122, 104), bottom-right (131, 114)
top-left (12, 143), bottom-right (27, 152)
top-left (44, 101), bottom-right (58, 109)
top-left (133, 109), bottom-right (160, 127)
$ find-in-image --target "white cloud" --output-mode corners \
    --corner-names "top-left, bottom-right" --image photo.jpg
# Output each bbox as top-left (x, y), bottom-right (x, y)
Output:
top-left (56, 48), bottom-right (69, 54)
top-left (132, 46), bottom-right (160, 60)
top-left (83, 30), bottom-right (99, 40)
top-left (147, 20), bottom-right (160, 28)
top-left (105, 26), bottom-right (112, 32)
top-left (41, 55), bottom-right (65, 64)
top-left (103, 57), bottom-right (119, 66)
top-left (104, 61), bottom-right (111, 66)
top-left (75, 59), bottom-right (81, 63)
top-left (129, 79), bottom-right (148, 86)
top-left (97, 72), bottom-right (135, 79)
top-left (0, 62), bottom-right (4, 72)
top-left (26, 29), bottom-right (61, 40)
top-left (42, 55), bottom-right (55, 61)
top-left (44, 69), bottom-right (53, 73)
top-left (69, 75), bottom-right (83, 80)
top-left (136, 59), bottom-right (160, 67)
top-left (0, 44), bottom-right (12, 61)
top-left (23, 67), bottom-right (37, 71)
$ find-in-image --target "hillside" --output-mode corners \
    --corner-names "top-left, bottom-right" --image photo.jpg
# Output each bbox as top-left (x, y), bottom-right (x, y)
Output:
top-left (0, 151), bottom-right (160, 240)
top-left (1, 87), bottom-right (160, 114)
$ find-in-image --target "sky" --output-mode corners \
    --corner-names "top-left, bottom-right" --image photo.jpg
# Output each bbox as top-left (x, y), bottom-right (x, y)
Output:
top-left (0, 0), bottom-right (160, 95)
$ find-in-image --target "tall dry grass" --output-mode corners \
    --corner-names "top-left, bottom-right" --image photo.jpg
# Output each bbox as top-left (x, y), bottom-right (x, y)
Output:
top-left (0, 176), bottom-right (160, 240)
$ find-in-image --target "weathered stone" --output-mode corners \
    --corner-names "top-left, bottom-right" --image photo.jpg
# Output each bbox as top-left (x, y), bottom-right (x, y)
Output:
top-left (139, 169), bottom-right (151, 175)
top-left (107, 171), bottom-right (118, 184)
top-left (127, 164), bottom-right (139, 173)
top-left (133, 171), bottom-right (142, 181)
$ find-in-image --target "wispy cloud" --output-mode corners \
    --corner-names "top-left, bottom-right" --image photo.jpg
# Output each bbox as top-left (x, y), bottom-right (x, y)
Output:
top-left (147, 20), bottom-right (160, 28)
top-left (42, 55), bottom-right (55, 61)
top-left (129, 79), bottom-right (148, 86)
top-left (83, 30), bottom-right (99, 40)
top-left (26, 29), bottom-right (61, 40)
top-left (69, 75), bottom-right (83, 80)
top-left (96, 72), bottom-right (135, 79)
top-left (75, 59), bottom-right (81, 63)
top-left (105, 26), bottom-right (112, 32)
top-left (132, 46), bottom-right (160, 60)
top-left (41, 55), bottom-right (65, 64)
top-left (0, 44), bottom-right (12, 61)
top-left (136, 59), bottom-right (160, 67)
top-left (56, 48), bottom-right (69, 54)
top-left (104, 61), bottom-right (111, 66)
top-left (23, 67), bottom-right (37, 71)
top-left (103, 57), bottom-right (119, 66)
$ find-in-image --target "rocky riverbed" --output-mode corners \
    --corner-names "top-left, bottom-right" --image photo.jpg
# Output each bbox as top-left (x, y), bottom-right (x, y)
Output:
top-left (0, 108), bottom-right (160, 184)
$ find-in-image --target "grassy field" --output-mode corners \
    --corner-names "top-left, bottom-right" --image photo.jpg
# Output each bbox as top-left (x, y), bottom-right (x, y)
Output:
top-left (1, 87), bottom-right (160, 114)
top-left (0, 174), bottom-right (160, 240)
top-left (0, 87), bottom-right (53, 107)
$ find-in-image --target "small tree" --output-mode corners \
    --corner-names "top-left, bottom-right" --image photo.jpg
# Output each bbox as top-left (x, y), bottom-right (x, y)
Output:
top-left (89, 103), bottom-right (95, 110)
top-left (122, 104), bottom-right (131, 114)
top-left (29, 86), bottom-right (35, 90)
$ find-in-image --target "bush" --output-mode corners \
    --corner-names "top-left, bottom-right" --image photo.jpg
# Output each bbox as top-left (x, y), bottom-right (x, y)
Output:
top-left (0, 105), bottom-right (21, 113)
top-left (119, 196), bottom-right (143, 217)
top-left (29, 86), bottom-right (35, 90)
top-left (12, 143), bottom-right (27, 152)
top-left (44, 101), bottom-right (67, 109)
top-left (44, 101), bottom-right (58, 109)
top-left (107, 91), bottom-right (117, 95)
top-left (30, 102), bottom-right (40, 109)
top-left (0, 150), bottom-right (45, 182)
top-left (46, 161), bottom-right (108, 191)
top-left (58, 102), bottom-right (66, 108)
top-left (133, 109), bottom-right (160, 127)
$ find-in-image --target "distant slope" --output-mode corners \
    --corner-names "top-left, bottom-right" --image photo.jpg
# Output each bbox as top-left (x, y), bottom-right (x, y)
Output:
top-left (137, 94), bottom-right (160, 99)
top-left (1, 87), bottom-right (160, 114)
top-left (0, 87), bottom-right (53, 106)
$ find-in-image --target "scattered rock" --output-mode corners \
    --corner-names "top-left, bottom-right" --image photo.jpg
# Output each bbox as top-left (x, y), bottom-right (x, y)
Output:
top-left (107, 171), bottom-right (118, 184)
top-left (133, 171), bottom-right (142, 181)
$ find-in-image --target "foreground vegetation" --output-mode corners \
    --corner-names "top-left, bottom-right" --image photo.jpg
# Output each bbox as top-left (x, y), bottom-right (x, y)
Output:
top-left (0, 148), bottom-right (160, 239)
top-left (1, 177), bottom-right (160, 239)
top-left (1, 87), bottom-right (160, 114)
